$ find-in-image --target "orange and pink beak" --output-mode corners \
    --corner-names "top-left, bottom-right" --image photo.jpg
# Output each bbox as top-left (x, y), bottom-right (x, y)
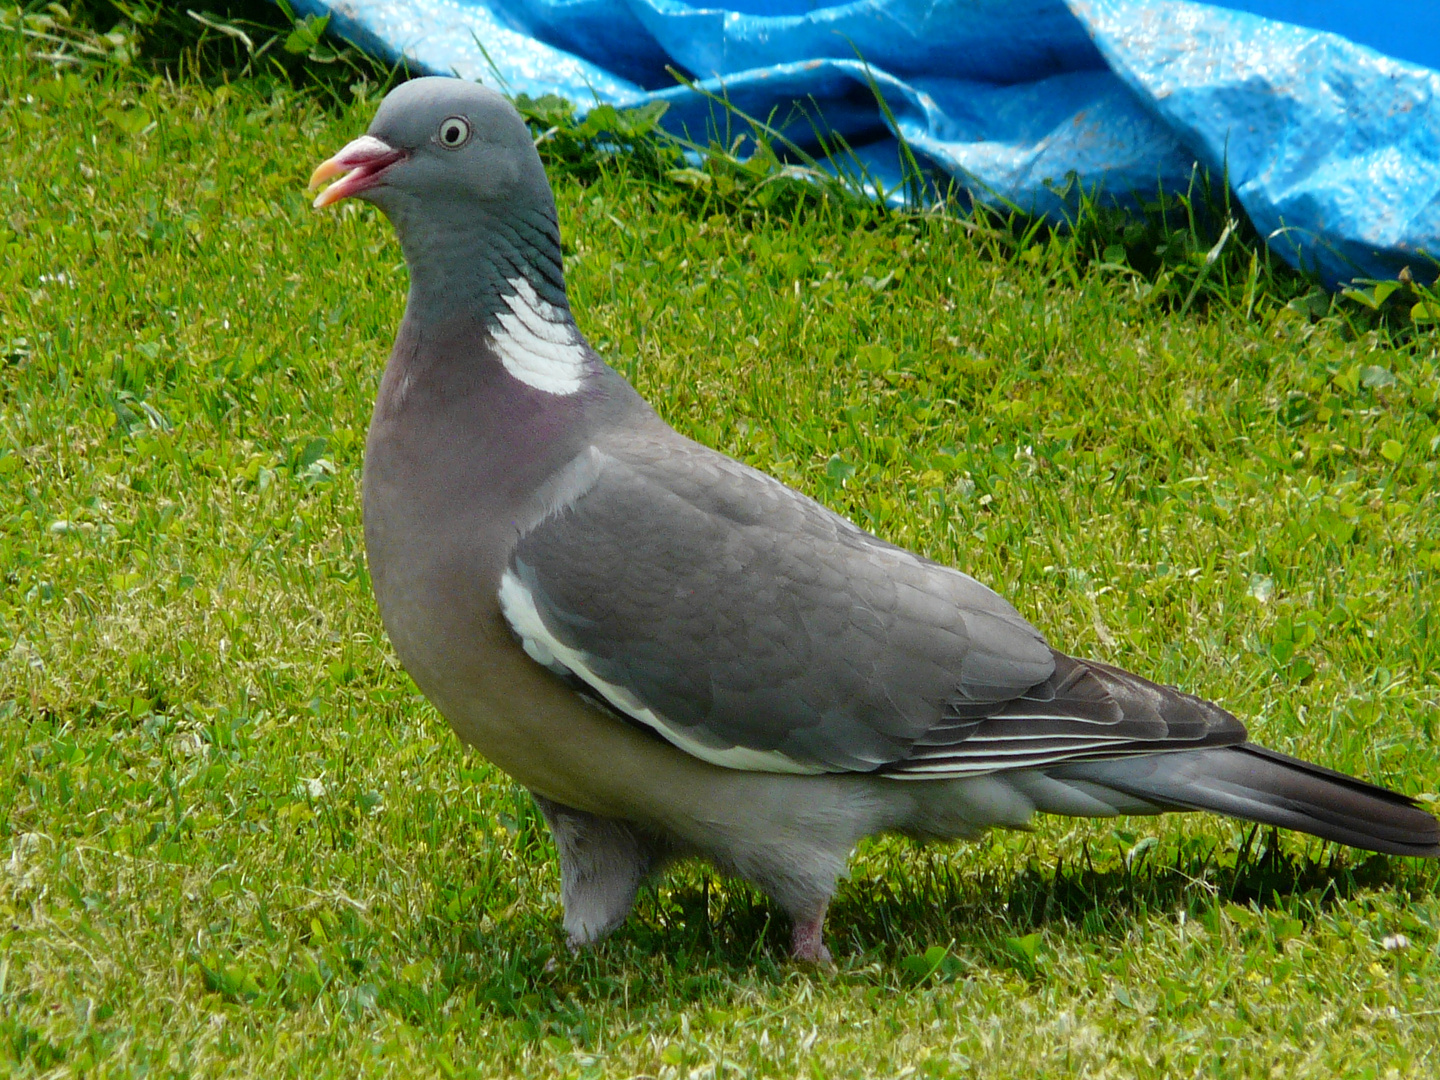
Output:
top-left (308, 135), bottom-right (407, 208)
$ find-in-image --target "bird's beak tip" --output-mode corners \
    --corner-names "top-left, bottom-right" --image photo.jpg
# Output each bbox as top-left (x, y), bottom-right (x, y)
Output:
top-left (307, 135), bottom-right (403, 211)
top-left (308, 158), bottom-right (347, 209)
top-left (308, 157), bottom-right (344, 193)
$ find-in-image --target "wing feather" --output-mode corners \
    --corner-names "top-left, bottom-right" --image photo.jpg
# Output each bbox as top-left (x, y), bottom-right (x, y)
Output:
top-left (502, 436), bottom-right (1245, 777)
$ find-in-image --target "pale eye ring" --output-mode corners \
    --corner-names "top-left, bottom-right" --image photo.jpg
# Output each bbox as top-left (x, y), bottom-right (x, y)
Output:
top-left (437, 116), bottom-right (471, 149)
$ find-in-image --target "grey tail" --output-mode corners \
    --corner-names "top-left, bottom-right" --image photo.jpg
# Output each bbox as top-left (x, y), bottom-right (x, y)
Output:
top-left (1050, 744), bottom-right (1440, 858)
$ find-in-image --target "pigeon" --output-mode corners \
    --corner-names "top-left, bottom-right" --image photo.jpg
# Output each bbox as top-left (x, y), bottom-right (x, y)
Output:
top-left (309, 77), bottom-right (1439, 962)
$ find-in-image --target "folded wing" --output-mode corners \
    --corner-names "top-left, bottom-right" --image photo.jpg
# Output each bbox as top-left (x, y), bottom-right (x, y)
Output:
top-left (501, 435), bottom-right (1245, 776)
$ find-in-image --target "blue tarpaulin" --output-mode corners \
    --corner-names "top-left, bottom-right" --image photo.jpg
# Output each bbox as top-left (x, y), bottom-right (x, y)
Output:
top-left (288, 0), bottom-right (1440, 288)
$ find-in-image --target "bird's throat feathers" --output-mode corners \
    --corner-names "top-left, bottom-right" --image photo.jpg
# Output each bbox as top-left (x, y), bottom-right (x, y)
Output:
top-left (374, 307), bottom-right (598, 505)
top-left (386, 203), bottom-right (598, 399)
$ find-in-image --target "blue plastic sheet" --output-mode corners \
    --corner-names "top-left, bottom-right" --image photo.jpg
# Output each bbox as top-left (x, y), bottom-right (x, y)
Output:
top-left (288, 0), bottom-right (1440, 287)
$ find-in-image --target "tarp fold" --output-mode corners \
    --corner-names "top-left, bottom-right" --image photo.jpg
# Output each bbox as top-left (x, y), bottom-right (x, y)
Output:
top-left (289, 0), bottom-right (1440, 287)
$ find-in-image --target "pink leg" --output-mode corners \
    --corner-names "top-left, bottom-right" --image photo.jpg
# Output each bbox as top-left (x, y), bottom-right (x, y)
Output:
top-left (790, 908), bottom-right (833, 964)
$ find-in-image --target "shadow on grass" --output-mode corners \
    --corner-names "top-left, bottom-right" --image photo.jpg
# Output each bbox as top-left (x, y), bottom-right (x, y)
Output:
top-left (413, 828), bottom-right (1437, 1027)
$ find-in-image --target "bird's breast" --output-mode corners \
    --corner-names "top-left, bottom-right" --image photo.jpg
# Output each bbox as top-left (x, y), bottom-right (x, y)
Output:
top-left (359, 375), bottom-right (604, 778)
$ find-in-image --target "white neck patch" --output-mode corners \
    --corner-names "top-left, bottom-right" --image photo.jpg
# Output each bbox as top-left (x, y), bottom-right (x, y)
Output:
top-left (490, 277), bottom-right (589, 395)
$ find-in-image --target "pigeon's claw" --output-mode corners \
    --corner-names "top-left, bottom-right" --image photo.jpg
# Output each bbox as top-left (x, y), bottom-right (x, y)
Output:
top-left (309, 135), bottom-right (407, 208)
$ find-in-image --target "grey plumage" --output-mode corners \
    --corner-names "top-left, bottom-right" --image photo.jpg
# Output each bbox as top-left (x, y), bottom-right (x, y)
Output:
top-left (310, 76), bottom-right (1439, 962)
top-left (531, 794), bottom-right (676, 944)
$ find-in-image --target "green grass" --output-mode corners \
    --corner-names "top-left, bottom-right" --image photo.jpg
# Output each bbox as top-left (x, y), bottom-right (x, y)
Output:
top-left (3, 30), bottom-right (1440, 1080)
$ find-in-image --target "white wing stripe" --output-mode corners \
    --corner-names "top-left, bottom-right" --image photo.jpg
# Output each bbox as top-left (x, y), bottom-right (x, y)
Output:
top-left (960, 733), bottom-right (1136, 744)
top-left (891, 746), bottom-right (1199, 779)
top-left (974, 711), bottom-right (1122, 724)
top-left (915, 744), bottom-right (1137, 761)
top-left (498, 569), bottom-right (826, 775)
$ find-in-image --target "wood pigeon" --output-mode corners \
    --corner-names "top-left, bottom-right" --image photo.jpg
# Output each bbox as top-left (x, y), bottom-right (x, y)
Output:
top-left (309, 77), bottom-right (1439, 962)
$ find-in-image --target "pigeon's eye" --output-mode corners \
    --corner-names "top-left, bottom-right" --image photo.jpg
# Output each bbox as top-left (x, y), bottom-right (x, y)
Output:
top-left (437, 116), bottom-right (471, 149)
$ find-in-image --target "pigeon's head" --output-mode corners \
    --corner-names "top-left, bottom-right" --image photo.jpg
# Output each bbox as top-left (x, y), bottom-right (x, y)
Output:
top-left (309, 76), bottom-right (550, 224)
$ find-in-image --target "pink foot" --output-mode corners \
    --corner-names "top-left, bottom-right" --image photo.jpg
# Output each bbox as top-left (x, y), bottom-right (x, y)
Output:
top-left (790, 913), bottom-right (833, 964)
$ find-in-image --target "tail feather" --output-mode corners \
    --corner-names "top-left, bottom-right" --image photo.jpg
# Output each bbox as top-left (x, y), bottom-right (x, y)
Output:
top-left (1049, 744), bottom-right (1440, 858)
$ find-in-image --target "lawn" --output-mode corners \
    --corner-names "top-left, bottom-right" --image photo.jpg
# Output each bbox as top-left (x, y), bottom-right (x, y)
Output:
top-left (3, 17), bottom-right (1440, 1080)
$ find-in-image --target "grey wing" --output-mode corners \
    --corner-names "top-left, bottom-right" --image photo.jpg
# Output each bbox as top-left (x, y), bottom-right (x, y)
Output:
top-left (500, 437), bottom-right (1245, 776)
